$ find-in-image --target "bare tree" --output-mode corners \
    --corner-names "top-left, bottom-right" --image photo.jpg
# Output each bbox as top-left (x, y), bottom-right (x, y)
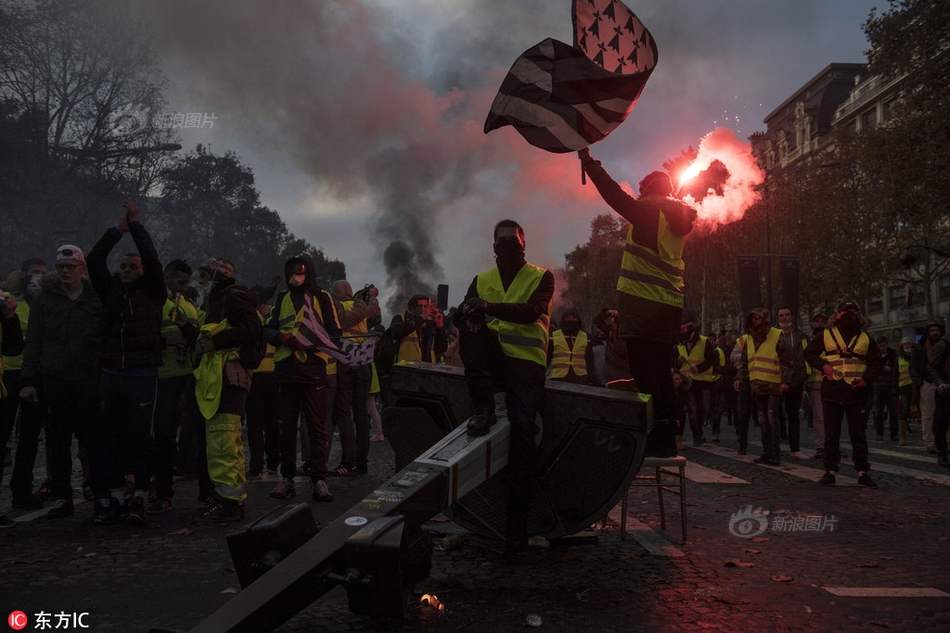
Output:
top-left (0, 0), bottom-right (177, 262)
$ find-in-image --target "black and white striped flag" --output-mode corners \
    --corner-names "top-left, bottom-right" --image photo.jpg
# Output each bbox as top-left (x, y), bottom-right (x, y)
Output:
top-left (484, 0), bottom-right (657, 153)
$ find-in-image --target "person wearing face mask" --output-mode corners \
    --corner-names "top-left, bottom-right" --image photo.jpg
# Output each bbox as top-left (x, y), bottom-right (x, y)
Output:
top-left (676, 311), bottom-right (719, 446)
top-left (578, 149), bottom-right (697, 457)
top-left (547, 309), bottom-right (594, 384)
top-left (909, 322), bottom-right (944, 453)
top-left (896, 337), bottom-right (914, 445)
top-left (734, 308), bottom-right (791, 466)
top-left (804, 300), bottom-right (883, 488)
top-left (454, 219), bottom-right (554, 553)
top-left (262, 255), bottom-right (342, 505)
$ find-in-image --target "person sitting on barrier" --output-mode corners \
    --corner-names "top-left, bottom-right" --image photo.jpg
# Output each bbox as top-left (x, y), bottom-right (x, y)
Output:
top-left (454, 219), bottom-right (554, 553)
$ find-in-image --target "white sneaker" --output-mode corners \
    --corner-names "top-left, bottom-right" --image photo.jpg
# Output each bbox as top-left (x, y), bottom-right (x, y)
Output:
top-left (790, 451), bottom-right (809, 461)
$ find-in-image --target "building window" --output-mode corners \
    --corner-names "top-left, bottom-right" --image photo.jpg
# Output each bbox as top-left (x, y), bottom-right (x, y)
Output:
top-left (890, 284), bottom-right (924, 309)
top-left (862, 109), bottom-right (877, 130)
top-left (883, 99), bottom-right (896, 122)
top-left (939, 274), bottom-right (950, 301)
top-left (868, 295), bottom-right (883, 314)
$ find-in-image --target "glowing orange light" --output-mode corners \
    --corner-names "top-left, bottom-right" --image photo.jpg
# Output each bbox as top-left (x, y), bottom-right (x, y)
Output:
top-left (679, 163), bottom-right (702, 186)
top-left (678, 127), bottom-right (766, 226)
top-left (420, 594), bottom-right (445, 611)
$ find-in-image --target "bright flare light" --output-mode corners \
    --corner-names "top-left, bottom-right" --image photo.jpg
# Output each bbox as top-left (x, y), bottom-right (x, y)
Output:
top-left (420, 594), bottom-right (445, 611)
top-left (680, 126), bottom-right (766, 227)
top-left (679, 162), bottom-right (702, 187)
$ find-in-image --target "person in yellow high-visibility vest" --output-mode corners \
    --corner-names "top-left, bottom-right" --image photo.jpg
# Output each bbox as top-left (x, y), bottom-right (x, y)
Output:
top-left (262, 255), bottom-right (342, 505)
top-left (897, 337), bottom-right (914, 445)
top-left (245, 278), bottom-right (282, 482)
top-left (191, 257), bottom-right (261, 523)
top-left (804, 300), bottom-right (883, 489)
top-left (0, 292), bottom-right (24, 530)
top-left (734, 308), bottom-right (791, 467)
top-left (579, 148), bottom-right (697, 458)
top-left (676, 313), bottom-right (719, 446)
top-left (150, 259), bottom-right (201, 515)
top-left (547, 310), bottom-right (594, 384)
top-left (455, 220), bottom-right (553, 553)
top-left (3, 257), bottom-right (44, 512)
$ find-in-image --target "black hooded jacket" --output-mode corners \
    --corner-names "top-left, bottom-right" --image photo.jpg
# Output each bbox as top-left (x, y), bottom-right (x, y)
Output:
top-left (87, 222), bottom-right (166, 370)
top-left (202, 277), bottom-right (261, 352)
top-left (263, 254), bottom-right (342, 385)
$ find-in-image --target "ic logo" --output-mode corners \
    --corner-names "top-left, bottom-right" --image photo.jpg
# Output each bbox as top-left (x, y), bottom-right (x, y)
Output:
top-left (8, 611), bottom-right (28, 630)
top-left (728, 505), bottom-right (769, 538)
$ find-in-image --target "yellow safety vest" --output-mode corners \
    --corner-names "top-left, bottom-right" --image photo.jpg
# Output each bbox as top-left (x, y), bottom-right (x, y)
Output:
top-left (804, 338), bottom-right (823, 383)
top-left (256, 309), bottom-right (276, 373)
top-left (272, 291), bottom-right (335, 365)
top-left (158, 294), bottom-right (200, 379)
top-left (550, 329), bottom-right (588, 378)
top-left (822, 327), bottom-right (869, 385)
top-left (678, 335), bottom-right (719, 382)
top-left (476, 264), bottom-right (551, 367)
top-left (617, 209), bottom-right (686, 308)
top-left (743, 328), bottom-right (783, 384)
top-left (193, 319), bottom-right (241, 419)
top-left (396, 319), bottom-right (433, 363)
top-left (898, 356), bottom-right (911, 388)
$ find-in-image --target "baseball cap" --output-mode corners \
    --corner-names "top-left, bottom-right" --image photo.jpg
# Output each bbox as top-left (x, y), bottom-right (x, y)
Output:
top-left (55, 245), bottom-right (85, 265)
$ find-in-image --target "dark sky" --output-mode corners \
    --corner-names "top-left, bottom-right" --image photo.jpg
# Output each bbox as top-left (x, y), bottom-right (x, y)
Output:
top-left (121, 0), bottom-right (878, 317)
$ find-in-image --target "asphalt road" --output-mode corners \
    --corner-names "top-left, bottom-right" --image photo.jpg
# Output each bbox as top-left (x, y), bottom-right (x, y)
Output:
top-left (2, 417), bottom-right (949, 633)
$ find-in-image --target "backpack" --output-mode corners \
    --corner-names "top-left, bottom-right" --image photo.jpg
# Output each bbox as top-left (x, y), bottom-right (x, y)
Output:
top-left (224, 286), bottom-right (266, 370)
top-left (373, 327), bottom-right (400, 374)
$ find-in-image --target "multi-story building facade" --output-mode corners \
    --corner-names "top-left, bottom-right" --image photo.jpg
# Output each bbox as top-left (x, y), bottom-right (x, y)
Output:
top-left (752, 63), bottom-right (949, 343)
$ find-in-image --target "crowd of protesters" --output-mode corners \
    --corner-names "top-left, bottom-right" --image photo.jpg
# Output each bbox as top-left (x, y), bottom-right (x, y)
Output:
top-left (3, 204), bottom-right (949, 531)
top-left (0, 202), bottom-right (392, 528)
top-left (564, 301), bottom-right (950, 489)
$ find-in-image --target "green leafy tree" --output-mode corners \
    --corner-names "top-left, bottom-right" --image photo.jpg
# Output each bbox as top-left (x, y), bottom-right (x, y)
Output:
top-left (854, 0), bottom-right (950, 320)
top-left (560, 213), bottom-right (627, 327)
top-left (156, 145), bottom-right (344, 288)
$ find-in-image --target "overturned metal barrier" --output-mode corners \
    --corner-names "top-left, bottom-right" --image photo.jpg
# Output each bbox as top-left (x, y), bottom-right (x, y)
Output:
top-left (166, 362), bottom-right (649, 632)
